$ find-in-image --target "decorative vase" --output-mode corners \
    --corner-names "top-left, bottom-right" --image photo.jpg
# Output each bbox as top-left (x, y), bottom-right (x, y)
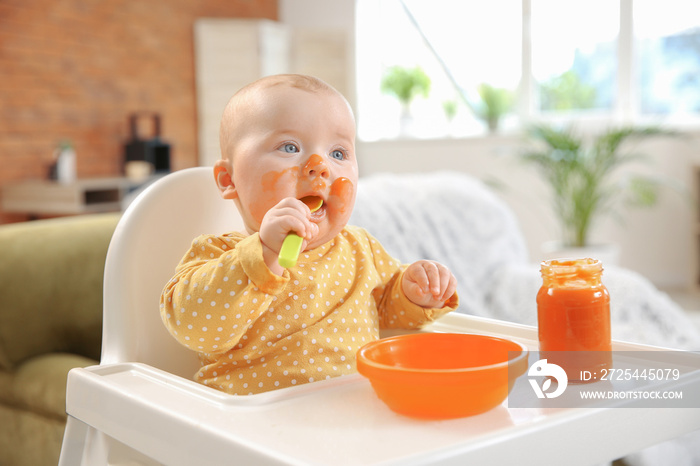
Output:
top-left (55, 144), bottom-right (76, 184)
top-left (399, 109), bottom-right (415, 138)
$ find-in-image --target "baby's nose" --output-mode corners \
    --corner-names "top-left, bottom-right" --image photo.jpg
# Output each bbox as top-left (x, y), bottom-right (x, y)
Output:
top-left (303, 153), bottom-right (329, 178)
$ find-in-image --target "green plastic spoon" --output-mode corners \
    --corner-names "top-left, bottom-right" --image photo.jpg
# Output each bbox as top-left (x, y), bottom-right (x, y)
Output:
top-left (278, 196), bottom-right (323, 268)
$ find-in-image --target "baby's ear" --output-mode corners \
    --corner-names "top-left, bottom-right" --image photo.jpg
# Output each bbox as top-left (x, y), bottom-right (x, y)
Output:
top-left (213, 160), bottom-right (237, 200)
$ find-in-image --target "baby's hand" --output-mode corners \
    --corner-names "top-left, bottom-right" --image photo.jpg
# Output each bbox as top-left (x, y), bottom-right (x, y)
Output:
top-left (260, 197), bottom-right (319, 254)
top-left (402, 260), bottom-right (457, 308)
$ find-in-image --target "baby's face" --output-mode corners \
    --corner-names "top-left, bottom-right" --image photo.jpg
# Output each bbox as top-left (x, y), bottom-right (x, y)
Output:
top-left (225, 85), bottom-right (358, 249)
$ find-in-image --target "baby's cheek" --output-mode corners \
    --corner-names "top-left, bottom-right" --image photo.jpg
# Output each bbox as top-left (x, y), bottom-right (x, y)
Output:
top-left (328, 177), bottom-right (355, 217)
top-left (245, 189), bottom-right (274, 226)
top-left (249, 202), bottom-right (272, 227)
top-left (250, 168), bottom-right (299, 223)
top-left (261, 167), bottom-right (298, 193)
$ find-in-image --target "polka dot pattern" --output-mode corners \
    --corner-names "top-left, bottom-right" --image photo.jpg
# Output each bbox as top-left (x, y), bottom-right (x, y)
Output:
top-left (160, 226), bottom-right (456, 395)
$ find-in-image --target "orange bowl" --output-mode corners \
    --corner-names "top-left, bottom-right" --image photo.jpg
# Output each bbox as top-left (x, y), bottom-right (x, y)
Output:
top-left (356, 333), bottom-right (529, 419)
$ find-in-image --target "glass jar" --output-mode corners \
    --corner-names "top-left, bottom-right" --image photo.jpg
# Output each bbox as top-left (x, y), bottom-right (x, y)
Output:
top-left (537, 258), bottom-right (612, 383)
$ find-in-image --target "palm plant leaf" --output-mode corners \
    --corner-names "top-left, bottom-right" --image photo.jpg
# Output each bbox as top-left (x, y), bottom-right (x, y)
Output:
top-left (522, 125), bottom-right (675, 247)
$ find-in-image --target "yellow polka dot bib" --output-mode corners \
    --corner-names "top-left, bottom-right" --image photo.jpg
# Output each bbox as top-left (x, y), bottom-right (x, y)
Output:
top-left (161, 226), bottom-right (456, 395)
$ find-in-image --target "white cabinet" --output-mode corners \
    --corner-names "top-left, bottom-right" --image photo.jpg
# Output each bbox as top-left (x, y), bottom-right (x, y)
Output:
top-left (194, 18), bottom-right (351, 167)
top-left (194, 19), bottom-right (290, 167)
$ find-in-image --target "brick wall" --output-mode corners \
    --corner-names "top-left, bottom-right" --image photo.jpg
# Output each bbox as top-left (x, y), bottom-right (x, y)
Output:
top-left (0, 0), bottom-right (277, 223)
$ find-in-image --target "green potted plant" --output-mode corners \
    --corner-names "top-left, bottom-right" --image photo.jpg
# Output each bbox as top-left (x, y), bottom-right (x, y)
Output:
top-left (442, 99), bottom-right (460, 136)
top-left (442, 99), bottom-right (458, 123)
top-left (380, 65), bottom-right (431, 135)
top-left (473, 83), bottom-right (514, 133)
top-left (522, 124), bottom-right (678, 263)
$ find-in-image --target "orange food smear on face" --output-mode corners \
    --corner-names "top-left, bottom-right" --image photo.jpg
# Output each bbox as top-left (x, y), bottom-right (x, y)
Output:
top-left (245, 167), bottom-right (298, 226)
top-left (261, 166), bottom-right (298, 193)
top-left (328, 177), bottom-right (354, 216)
top-left (303, 153), bottom-right (325, 173)
top-left (303, 154), bottom-right (329, 192)
top-left (214, 166), bottom-right (236, 198)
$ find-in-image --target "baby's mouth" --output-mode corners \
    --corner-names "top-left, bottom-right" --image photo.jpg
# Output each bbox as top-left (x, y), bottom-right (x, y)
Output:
top-left (299, 195), bottom-right (325, 221)
top-left (300, 195), bottom-right (323, 212)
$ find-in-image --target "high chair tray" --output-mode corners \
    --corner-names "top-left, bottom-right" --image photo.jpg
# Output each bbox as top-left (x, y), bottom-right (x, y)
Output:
top-left (65, 313), bottom-right (700, 466)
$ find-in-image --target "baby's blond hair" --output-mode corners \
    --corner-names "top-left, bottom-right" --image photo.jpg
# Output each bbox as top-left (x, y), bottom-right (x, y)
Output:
top-left (219, 74), bottom-right (350, 161)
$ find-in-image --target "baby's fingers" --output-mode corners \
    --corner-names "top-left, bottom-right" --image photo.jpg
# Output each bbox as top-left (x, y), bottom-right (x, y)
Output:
top-left (435, 267), bottom-right (457, 302)
top-left (405, 261), bottom-right (429, 292)
top-left (422, 261), bottom-right (443, 296)
top-left (402, 279), bottom-right (427, 301)
top-left (408, 261), bottom-right (457, 301)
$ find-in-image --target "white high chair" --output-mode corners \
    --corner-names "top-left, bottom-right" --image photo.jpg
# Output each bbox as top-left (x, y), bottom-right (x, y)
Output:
top-left (101, 167), bottom-right (242, 377)
top-left (59, 167), bottom-right (245, 465)
top-left (59, 168), bottom-right (700, 466)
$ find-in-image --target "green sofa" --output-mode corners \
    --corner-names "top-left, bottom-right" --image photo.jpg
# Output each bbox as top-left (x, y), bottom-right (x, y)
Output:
top-left (0, 213), bottom-right (120, 466)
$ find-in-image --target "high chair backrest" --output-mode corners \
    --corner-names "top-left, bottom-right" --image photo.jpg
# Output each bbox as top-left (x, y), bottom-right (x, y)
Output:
top-left (101, 167), bottom-right (244, 377)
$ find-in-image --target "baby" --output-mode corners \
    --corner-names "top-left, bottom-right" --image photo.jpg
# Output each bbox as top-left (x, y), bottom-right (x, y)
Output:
top-left (160, 74), bottom-right (458, 395)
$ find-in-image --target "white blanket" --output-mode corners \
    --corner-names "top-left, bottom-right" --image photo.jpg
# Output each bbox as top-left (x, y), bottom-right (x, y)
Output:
top-left (351, 170), bottom-right (528, 318)
top-left (352, 171), bottom-right (700, 348)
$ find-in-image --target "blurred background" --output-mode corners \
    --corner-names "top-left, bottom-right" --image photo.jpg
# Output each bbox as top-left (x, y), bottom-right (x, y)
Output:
top-left (1, 0), bottom-right (699, 308)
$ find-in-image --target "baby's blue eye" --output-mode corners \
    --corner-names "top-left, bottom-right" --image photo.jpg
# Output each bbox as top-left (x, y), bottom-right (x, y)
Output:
top-left (280, 143), bottom-right (299, 153)
top-left (330, 149), bottom-right (346, 160)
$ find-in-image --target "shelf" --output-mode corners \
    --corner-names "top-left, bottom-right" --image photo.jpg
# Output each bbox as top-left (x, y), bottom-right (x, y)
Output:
top-left (1, 177), bottom-right (154, 216)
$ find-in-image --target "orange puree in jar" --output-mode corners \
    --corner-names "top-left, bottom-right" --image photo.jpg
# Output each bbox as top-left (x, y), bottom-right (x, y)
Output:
top-left (537, 258), bottom-right (612, 383)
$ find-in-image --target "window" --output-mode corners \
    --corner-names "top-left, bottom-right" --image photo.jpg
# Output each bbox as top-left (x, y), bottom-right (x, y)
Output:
top-left (531, 0), bottom-right (618, 113)
top-left (635, 0), bottom-right (700, 116)
top-left (355, 0), bottom-right (700, 141)
top-left (356, 0), bottom-right (521, 140)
